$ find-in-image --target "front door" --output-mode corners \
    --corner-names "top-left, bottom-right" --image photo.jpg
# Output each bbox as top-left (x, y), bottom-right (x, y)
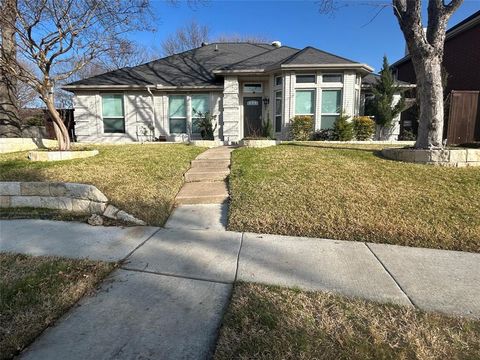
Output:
top-left (243, 97), bottom-right (263, 138)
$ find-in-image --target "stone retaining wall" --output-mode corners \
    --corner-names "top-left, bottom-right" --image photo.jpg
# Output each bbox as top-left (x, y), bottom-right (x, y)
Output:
top-left (0, 138), bottom-right (58, 154)
top-left (0, 181), bottom-right (145, 225)
top-left (381, 148), bottom-right (480, 167)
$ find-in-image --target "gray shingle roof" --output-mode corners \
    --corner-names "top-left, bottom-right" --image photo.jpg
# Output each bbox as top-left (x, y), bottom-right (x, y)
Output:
top-left (68, 43), bottom-right (274, 87)
top-left (281, 46), bottom-right (359, 65)
top-left (362, 73), bottom-right (414, 87)
top-left (66, 43), bottom-right (368, 87)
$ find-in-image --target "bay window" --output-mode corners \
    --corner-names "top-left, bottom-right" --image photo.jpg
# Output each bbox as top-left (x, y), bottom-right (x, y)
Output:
top-left (191, 94), bottom-right (209, 134)
top-left (321, 89), bottom-right (342, 129)
top-left (275, 90), bottom-right (282, 132)
top-left (102, 94), bottom-right (125, 133)
top-left (169, 95), bottom-right (187, 134)
top-left (295, 89), bottom-right (315, 116)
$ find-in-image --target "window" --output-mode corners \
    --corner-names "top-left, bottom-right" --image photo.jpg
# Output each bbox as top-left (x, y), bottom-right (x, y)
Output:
top-left (275, 76), bottom-right (282, 86)
top-left (322, 74), bottom-right (343, 83)
top-left (321, 89), bottom-right (342, 129)
top-left (275, 91), bottom-right (282, 132)
top-left (354, 89), bottom-right (360, 116)
top-left (191, 94), bottom-right (209, 134)
top-left (102, 94), bottom-right (125, 133)
top-left (296, 74), bottom-right (316, 84)
top-left (295, 90), bottom-right (315, 115)
top-left (243, 83), bottom-right (262, 93)
top-left (169, 95), bottom-right (187, 134)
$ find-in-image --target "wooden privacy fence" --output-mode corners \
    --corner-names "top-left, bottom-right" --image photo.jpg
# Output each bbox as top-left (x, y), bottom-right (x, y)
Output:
top-left (447, 91), bottom-right (480, 145)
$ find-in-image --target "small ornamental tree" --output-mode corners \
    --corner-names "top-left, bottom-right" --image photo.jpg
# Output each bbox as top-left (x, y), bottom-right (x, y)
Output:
top-left (333, 113), bottom-right (354, 141)
top-left (369, 56), bottom-right (405, 140)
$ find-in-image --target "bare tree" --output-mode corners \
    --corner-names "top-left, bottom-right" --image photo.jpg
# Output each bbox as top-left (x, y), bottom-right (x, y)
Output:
top-left (392, 0), bottom-right (462, 148)
top-left (161, 19), bottom-right (271, 56)
top-left (215, 34), bottom-right (271, 44)
top-left (161, 19), bottom-right (209, 56)
top-left (0, 0), bottom-right (155, 150)
top-left (0, 0), bottom-right (21, 137)
top-left (319, 0), bottom-right (463, 149)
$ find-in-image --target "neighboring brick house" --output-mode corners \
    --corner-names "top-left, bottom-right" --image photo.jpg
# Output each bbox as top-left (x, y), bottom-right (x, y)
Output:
top-left (391, 10), bottom-right (480, 137)
top-left (63, 42), bottom-right (374, 143)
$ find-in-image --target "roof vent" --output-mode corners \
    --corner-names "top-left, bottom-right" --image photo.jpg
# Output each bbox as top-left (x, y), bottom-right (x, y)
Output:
top-left (271, 41), bottom-right (282, 48)
top-left (201, 42), bottom-right (208, 47)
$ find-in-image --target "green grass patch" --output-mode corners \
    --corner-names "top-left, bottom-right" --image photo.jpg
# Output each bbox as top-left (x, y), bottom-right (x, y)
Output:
top-left (0, 253), bottom-right (115, 359)
top-left (228, 143), bottom-right (480, 252)
top-left (214, 282), bottom-right (480, 360)
top-left (0, 144), bottom-right (204, 226)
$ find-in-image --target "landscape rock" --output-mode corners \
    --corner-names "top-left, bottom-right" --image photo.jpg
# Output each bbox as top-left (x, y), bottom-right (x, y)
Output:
top-left (87, 214), bottom-right (104, 226)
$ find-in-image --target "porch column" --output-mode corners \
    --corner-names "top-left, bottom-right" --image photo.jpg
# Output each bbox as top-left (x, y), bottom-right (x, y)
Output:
top-left (222, 76), bottom-right (241, 142)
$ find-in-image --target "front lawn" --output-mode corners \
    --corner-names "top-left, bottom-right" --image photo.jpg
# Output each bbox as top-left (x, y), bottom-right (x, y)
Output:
top-left (0, 144), bottom-right (204, 225)
top-left (214, 282), bottom-right (480, 360)
top-left (228, 143), bottom-right (480, 252)
top-left (0, 253), bottom-right (115, 360)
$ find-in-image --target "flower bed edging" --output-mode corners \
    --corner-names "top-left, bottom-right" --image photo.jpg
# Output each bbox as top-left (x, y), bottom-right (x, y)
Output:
top-left (0, 181), bottom-right (145, 225)
top-left (381, 148), bottom-right (480, 167)
top-left (241, 139), bottom-right (279, 148)
top-left (28, 150), bottom-right (99, 161)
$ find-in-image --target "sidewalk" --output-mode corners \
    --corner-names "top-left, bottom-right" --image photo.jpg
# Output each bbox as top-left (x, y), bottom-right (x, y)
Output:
top-left (1, 142), bottom-right (479, 359)
top-left (1, 219), bottom-right (479, 359)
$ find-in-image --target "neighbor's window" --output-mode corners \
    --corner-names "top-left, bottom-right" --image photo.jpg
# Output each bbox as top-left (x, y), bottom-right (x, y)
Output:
top-left (169, 95), bottom-right (187, 134)
top-left (295, 89), bottom-right (315, 116)
top-left (296, 74), bottom-right (316, 84)
top-left (321, 89), bottom-right (342, 129)
top-left (275, 76), bottom-right (282, 86)
top-left (191, 94), bottom-right (209, 134)
top-left (275, 90), bottom-right (282, 132)
top-left (102, 94), bottom-right (125, 133)
top-left (322, 74), bottom-right (343, 83)
top-left (243, 83), bottom-right (262, 93)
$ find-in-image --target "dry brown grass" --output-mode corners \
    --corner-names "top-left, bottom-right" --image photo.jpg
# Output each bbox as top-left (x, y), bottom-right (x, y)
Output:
top-left (214, 282), bottom-right (480, 360)
top-left (0, 253), bottom-right (115, 360)
top-left (0, 144), bottom-right (204, 225)
top-left (228, 143), bottom-right (480, 252)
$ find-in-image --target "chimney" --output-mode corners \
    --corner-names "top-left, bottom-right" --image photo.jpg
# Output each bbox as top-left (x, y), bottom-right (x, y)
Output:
top-left (271, 41), bottom-right (282, 48)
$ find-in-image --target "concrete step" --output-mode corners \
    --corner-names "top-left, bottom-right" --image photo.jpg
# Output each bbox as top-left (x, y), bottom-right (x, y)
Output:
top-left (175, 182), bottom-right (229, 205)
top-left (184, 170), bottom-right (229, 183)
top-left (195, 151), bottom-right (231, 160)
top-left (191, 159), bottom-right (230, 169)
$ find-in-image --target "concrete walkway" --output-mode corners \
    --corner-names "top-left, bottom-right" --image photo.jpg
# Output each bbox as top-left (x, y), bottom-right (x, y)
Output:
top-left (1, 221), bottom-right (479, 356)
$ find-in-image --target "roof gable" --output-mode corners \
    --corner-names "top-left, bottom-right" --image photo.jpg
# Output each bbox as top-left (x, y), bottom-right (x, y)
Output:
top-left (281, 46), bottom-right (359, 65)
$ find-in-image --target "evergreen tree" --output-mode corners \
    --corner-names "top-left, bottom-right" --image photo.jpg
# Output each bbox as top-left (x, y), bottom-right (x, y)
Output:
top-left (370, 56), bottom-right (405, 139)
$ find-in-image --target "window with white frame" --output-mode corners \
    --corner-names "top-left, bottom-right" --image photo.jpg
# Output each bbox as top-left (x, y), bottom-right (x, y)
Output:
top-left (275, 90), bottom-right (282, 132)
top-left (169, 95), bottom-right (187, 134)
top-left (191, 94), bottom-right (210, 134)
top-left (101, 94), bottom-right (125, 133)
top-left (321, 89), bottom-right (342, 129)
top-left (243, 83), bottom-right (262, 93)
top-left (322, 74), bottom-right (343, 83)
top-left (295, 89), bottom-right (315, 116)
top-left (354, 89), bottom-right (360, 116)
top-left (296, 74), bottom-right (316, 84)
top-left (275, 76), bottom-right (282, 86)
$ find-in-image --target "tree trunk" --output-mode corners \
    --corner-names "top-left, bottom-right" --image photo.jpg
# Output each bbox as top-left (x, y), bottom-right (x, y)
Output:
top-left (0, 0), bottom-right (20, 137)
top-left (412, 54), bottom-right (444, 148)
top-left (44, 94), bottom-right (71, 150)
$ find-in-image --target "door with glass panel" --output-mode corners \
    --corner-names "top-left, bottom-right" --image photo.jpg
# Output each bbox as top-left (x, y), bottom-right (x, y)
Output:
top-left (243, 97), bottom-right (263, 138)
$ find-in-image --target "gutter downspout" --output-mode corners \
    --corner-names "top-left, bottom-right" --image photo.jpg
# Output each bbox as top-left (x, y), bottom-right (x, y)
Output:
top-left (146, 86), bottom-right (156, 140)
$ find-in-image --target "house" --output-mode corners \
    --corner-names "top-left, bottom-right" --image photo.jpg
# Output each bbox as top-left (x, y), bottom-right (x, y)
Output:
top-left (64, 42), bottom-right (374, 143)
top-left (391, 10), bottom-right (480, 141)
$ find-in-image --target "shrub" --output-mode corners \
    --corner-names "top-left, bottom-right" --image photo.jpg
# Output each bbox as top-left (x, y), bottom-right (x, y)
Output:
top-left (399, 129), bottom-right (416, 141)
top-left (333, 113), bottom-right (354, 141)
top-left (353, 116), bottom-right (375, 140)
top-left (290, 115), bottom-right (313, 141)
top-left (312, 129), bottom-right (336, 141)
top-left (262, 115), bottom-right (274, 139)
top-left (193, 111), bottom-right (217, 140)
